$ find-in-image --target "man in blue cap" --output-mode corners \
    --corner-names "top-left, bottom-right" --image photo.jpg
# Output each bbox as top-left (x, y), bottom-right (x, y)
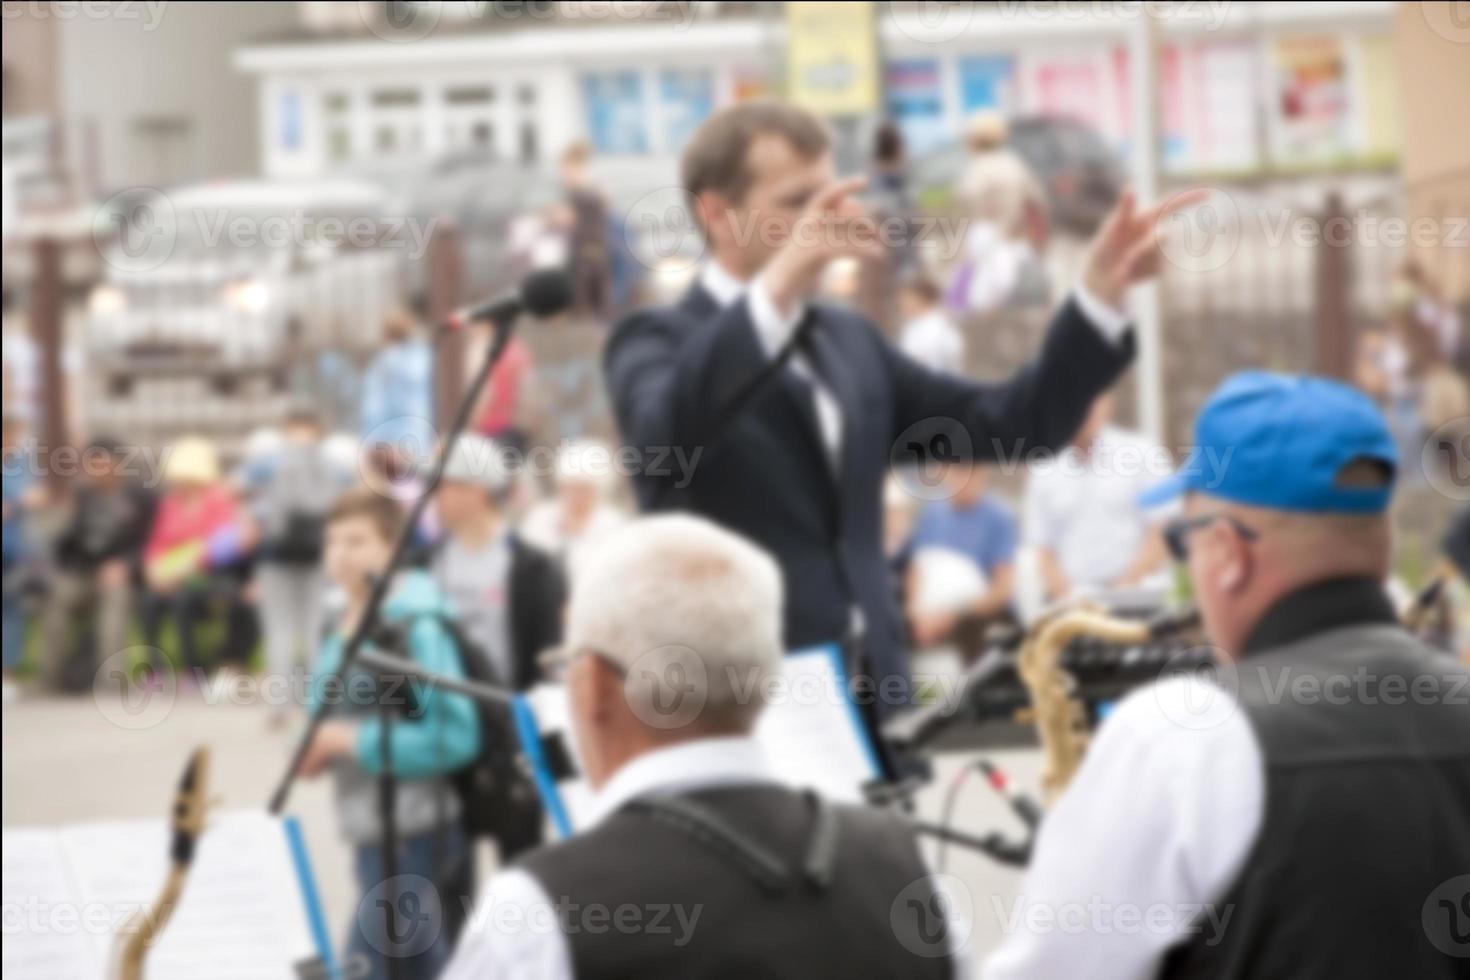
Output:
top-left (984, 372), bottom-right (1470, 980)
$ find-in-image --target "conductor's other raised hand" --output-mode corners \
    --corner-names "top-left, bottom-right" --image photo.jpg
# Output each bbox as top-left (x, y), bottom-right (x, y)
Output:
top-left (1082, 187), bottom-right (1211, 312)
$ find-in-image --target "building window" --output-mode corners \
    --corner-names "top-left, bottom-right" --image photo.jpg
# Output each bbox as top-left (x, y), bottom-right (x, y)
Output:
top-left (659, 69), bottom-right (713, 152)
top-left (376, 126), bottom-right (397, 153)
top-left (446, 86), bottom-right (494, 105)
top-left (519, 121), bottom-right (538, 163)
top-left (958, 55), bottom-right (1017, 114)
top-left (885, 60), bottom-right (945, 155)
top-left (279, 90), bottom-right (303, 152)
top-left (327, 127), bottom-right (352, 163)
top-left (372, 89), bottom-right (421, 107)
top-left (582, 71), bottom-right (648, 155)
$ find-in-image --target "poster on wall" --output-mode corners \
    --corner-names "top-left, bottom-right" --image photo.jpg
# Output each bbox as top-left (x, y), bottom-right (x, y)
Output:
top-left (885, 59), bottom-right (946, 154)
top-left (660, 70), bottom-right (715, 153)
top-left (1271, 36), bottom-right (1350, 162)
top-left (1162, 40), bottom-right (1259, 173)
top-left (786, 1), bottom-right (879, 115)
top-left (957, 55), bottom-right (1016, 115)
top-left (582, 71), bottom-right (649, 155)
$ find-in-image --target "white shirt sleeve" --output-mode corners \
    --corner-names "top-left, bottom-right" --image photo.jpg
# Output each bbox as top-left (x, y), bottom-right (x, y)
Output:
top-left (746, 274), bottom-right (806, 358)
top-left (981, 677), bottom-right (1265, 980)
top-left (441, 868), bottom-right (574, 980)
top-left (1071, 285), bottom-right (1132, 345)
top-left (1021, 471), bottom-right (1055, 550)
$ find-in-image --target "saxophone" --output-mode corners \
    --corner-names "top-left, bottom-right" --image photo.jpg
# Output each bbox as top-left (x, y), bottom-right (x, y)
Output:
top-left (1017, 605), bottom-right (1200, 805)
top-left (114, 747), bottom-right (212, 980)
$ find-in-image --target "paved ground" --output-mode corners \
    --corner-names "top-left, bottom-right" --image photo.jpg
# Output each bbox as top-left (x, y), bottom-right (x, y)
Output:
top-left (2, 688), bottom-right (1041, 973)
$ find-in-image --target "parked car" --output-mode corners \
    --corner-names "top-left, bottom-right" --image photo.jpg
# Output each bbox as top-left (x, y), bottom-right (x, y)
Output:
top-left (85, 179), bottom-right (406, 446)
top-left (911, 114), bottom-right (1127, 235)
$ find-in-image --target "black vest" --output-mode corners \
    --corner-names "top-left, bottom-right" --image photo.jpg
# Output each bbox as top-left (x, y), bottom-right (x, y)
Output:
top-left (516, 783), bottom-right (956, 979)
top-left (1161, 624), bottom-right (1470, 979)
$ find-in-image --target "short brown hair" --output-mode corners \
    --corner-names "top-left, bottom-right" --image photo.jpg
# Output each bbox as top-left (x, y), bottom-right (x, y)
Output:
top-left (900, 275), bottom-right (942, 305)
top-left (681, 102), bottom-right (830, 208)
top-left (327, 487), bottom-right (405, 542)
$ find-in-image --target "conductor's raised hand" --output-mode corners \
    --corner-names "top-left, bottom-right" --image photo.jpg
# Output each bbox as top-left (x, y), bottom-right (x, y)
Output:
top-left (763, 176), bottom-right (880, 317)
top-left (1082, 187), bottom-right (1211, 312)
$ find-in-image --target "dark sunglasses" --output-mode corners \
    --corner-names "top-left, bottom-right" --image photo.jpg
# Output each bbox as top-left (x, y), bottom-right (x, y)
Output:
top-left (1163, 514), bottom-right (1259, 562)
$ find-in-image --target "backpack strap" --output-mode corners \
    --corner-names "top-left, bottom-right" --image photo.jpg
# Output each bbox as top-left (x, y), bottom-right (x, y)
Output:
top-left (623, 796), bottom-right (793, 896)
top-left (624, 791), bottom-right (844, 896)
top-left (800, 791), bottom-right (842, 892)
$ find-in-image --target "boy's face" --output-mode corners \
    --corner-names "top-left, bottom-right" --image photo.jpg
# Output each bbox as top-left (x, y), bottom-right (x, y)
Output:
top-left (323, 515), bottom-right (391, 594)
top-left (436, 480), bottom-right (492, 532)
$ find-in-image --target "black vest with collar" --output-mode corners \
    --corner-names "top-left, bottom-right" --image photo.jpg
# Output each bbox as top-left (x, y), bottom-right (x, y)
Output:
top-left (515, 782), bottom-right (958, 979)
top-left (1160, 580), bottom-right (1470, 979)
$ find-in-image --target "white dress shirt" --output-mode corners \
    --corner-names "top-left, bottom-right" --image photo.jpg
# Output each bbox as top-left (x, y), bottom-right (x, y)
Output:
top-left (900, 308), bottom-right (967, 374)
top-left (982, 677), bottom-right (1265, 980)
top-left (701, 262), bottom-right (1134, 467)
top-left (442, 735), bottom-right (974, 979)
top-left (1023, 425), bottom-right (1178, 594)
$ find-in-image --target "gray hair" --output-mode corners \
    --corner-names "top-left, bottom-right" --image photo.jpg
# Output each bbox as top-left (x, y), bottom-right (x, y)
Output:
top-left (566, 514), bottom-right (784, 730)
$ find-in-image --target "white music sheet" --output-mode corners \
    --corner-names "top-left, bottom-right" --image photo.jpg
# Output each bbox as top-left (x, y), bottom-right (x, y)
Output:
top-left (2, 811), bottom-right (322, 980)
top-left (518, 646), bottom-right (882, 838)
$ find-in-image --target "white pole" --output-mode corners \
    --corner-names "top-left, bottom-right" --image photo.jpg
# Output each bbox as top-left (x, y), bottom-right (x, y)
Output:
top-left (1128, 10), bottom-right (1164, 444)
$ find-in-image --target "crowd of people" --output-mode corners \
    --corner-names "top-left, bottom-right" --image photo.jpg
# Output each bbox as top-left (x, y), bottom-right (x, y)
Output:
top-left (2, 94), bottom-right (1468, 980)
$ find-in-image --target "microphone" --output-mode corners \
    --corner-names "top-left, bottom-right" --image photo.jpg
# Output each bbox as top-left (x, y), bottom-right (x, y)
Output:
top-left (1145, 604), bottom-right (1202, 640)
top-left (883, 649), bottom-right (1010, 751)
top-left (443, 267), bottom-right (574, 330)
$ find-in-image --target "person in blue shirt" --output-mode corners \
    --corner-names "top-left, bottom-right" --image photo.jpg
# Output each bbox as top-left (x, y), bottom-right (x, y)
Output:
top-left (294, 488), bottom-right (479, 980)
top-left (359, 310), bottom-right (436, 467)
top-left (2, 412), bottom-right (35, 701)
top-left (905, 461), bottom-right (1018, 654)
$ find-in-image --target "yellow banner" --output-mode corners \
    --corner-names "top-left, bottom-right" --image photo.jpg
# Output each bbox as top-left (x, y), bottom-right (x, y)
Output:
top-left (785, 1), bottom-right (879, 116)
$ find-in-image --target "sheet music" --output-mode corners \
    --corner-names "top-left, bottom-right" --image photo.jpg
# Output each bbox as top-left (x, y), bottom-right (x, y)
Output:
top-left (752, 648), bottom-right (879, 804)
top-left (3, 811), bottom-right (320, 980)
top-left (521, 645), bottom-right (880, 837)
top-left (1, 829), bottom-right (101, 979)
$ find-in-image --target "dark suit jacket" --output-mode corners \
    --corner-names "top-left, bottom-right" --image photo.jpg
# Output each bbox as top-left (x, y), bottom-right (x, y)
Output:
top-left (603, 284), bottom-right (1133, 714)
top-left (505, 534), bottom-right (567, 691)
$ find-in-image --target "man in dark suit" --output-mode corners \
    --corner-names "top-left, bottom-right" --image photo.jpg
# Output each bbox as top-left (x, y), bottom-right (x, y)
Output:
top-left (605, 102), bottom-right (1198, 720)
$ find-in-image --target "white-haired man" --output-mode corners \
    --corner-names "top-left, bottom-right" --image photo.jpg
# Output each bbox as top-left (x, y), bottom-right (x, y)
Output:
top-left (985, 373), bottom-right (1470, 979)
top-left (443, 514), bottom-right (963, 979)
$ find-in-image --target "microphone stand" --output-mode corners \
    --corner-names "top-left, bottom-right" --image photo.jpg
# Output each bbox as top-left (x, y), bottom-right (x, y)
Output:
top-left (266, 306), bottom-right (522, 980)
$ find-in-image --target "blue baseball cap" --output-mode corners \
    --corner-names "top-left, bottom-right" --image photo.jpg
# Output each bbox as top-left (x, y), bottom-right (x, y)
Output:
top-left (1139, 371), bottom-right (1398, 513)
